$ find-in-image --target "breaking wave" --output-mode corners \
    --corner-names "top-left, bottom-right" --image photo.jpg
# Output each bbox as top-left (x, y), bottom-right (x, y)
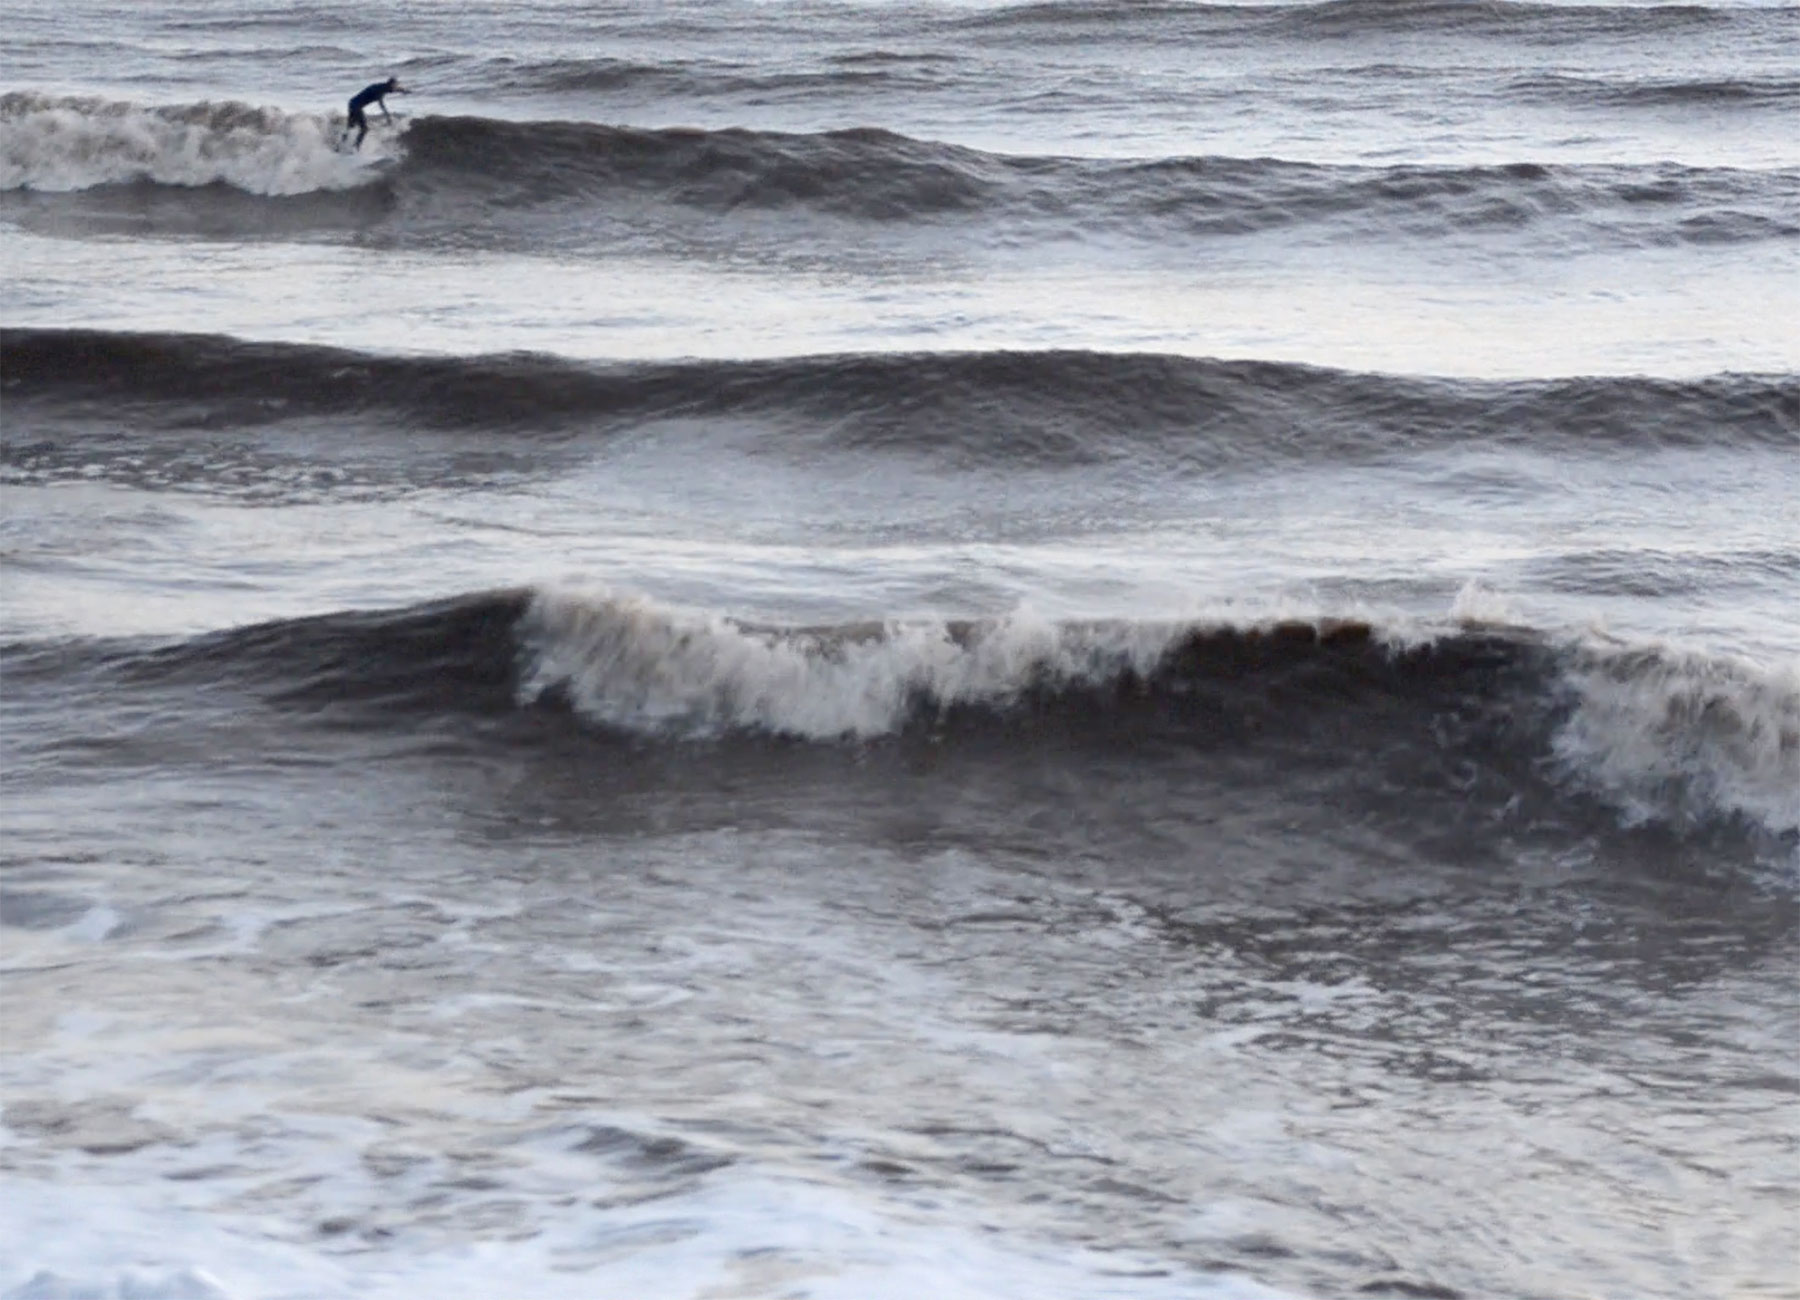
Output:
top-left (1553, 642), bottom-right (1800, 836)
top-left (5, 95), bottom-right (1798, 249)
top-left (14, 587), bottom-right (1796, 847)
top-left (14, 583), bottom-right (1800, 849)
top-left (519, 589), bottom-right (1800, 845)
top-left (0, 92), bottom-right (376, 195)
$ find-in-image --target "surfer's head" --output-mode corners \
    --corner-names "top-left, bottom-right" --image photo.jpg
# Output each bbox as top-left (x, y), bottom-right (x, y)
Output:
top-left (386, 76), bottom-right (403, 92)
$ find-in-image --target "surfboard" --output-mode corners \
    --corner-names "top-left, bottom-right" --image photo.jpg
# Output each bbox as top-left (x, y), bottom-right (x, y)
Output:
top-left (335, 127), bottom-right (404, 159)
top-left (334, 114), bottom-right (406, 155)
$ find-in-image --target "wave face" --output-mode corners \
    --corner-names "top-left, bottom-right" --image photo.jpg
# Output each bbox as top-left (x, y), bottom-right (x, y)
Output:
top-left (5, 95), bottom-right (1798, 250)
top-left (6, 330), bottom-right (1795, 478)
top-left (15, 587), bottom-right (1796, 848)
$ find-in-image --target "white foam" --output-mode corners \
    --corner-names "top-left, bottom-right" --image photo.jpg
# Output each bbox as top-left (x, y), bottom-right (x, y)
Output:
top-left (64, 905), bottom-right (122, 944)
top-left (0, 94), bottom-right (386, 195)
top-left (520, 586), bottom-right (1183, 739)
top-left (5, 1267), bottom-right (231, 1300)
top-left (523, 586), bottom-right (1800, 842)
top-left (1448, 578), bottom-right (1526, 629)
top-left (1553, 639), bottom-right (1800, 837)
top-left (0, 1169), bottom-right (1291, 1300)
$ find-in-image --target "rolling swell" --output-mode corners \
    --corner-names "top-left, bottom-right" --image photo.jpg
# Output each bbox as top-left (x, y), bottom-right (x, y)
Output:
top-left (11, 588), bottom-right (1797, 847)
top-left (399, 116), bottom-right (996, 220)
top-left (6, 330), bottom-right (1796, 473)
top-left (6, 96), bottom-right (1798, 249)
top-left (406, 117), bottom-right (1800, 241)
top-left (1510, 72), bottom-right (1800, 109)
top-left (483, 52), bottom-right (961, 98)
top-left (951, 0), bottom-right (1757, 40)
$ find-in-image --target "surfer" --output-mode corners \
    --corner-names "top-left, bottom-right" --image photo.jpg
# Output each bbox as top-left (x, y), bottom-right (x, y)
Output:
top-left (341, 76), bottom-right (407, 150)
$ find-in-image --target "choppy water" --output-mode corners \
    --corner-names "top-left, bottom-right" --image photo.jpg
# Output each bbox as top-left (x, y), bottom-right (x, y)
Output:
top-left (2, 3), bottom-right (1797, 1299)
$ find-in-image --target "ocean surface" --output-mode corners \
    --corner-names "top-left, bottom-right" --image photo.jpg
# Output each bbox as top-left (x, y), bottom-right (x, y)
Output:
top-left (2, 1), bottom-right (1797, 1297)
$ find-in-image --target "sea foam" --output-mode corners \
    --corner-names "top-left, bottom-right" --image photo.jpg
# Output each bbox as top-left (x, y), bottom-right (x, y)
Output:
top-left (0, 93), bottom-right (387, 195)
top-left (519, 586), bottom-right (1179, 740)
top-left (1555, 639), bottom-right (1800, 837)
top-left (520, 585), bottom-right (1800, 845)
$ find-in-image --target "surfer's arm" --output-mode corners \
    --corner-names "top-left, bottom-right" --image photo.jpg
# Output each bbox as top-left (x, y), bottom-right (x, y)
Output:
top-left (379, 98), bottom-right (394, 122)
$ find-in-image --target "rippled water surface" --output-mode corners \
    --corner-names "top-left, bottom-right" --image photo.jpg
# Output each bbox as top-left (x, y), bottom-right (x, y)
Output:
top-left (3, 2), bottom-right (1797, 1298)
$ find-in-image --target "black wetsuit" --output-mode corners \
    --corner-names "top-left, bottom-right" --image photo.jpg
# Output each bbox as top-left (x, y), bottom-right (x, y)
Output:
top-left (345, 80), bottom-right (395, 149)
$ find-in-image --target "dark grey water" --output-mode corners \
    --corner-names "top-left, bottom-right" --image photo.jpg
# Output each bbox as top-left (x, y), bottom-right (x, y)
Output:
top-left (2, 3), bottom-right (1797, 1298)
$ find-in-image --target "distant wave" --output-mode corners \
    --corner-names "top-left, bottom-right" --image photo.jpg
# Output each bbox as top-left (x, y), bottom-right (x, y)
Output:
top-left (5, 95), bottom-right (1798, 250)
top-left (483, 52), bottom-right (962, 98)
top-left (12, 587), bottom-right (1796, 844)
top-left (6, 331), bottom-right (1796, 483)
top-left (950, 0), bottom-right (1758, 39)
top-left (1508, 72), bottom-right (1800, 108)
top-left (1264, 0), bottom-right (1741, 36)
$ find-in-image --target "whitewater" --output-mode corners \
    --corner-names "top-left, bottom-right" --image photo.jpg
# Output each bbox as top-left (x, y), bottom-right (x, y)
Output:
top-left (2, 1), bottom-right (1798, 1299)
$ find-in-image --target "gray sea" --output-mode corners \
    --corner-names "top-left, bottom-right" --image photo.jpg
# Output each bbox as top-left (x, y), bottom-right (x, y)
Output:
top-left (2, 1), bottom-right (1798, 1297)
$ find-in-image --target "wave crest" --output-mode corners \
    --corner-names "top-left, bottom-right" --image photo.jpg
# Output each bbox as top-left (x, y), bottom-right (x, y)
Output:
top-left (1557, 644), bottom-right (1800, 835)
top-left (0, 92), bottom-right (383, 195)
top-left (516, 588), bottom-right (1800, 845)
top-left (519, 589), bottom-right (1184, 739)
top-left (14, 586), bottom-right (1795, 849)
